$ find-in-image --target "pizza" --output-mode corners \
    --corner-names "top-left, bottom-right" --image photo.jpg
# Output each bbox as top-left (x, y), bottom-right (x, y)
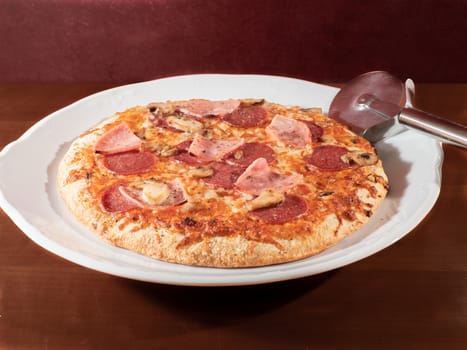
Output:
top-left (57, 98), bottom-right (389, 268)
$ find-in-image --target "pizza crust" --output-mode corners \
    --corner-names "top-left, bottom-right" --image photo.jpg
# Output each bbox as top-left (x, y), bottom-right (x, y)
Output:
top-left (57, 99), bottom-right (388, 268)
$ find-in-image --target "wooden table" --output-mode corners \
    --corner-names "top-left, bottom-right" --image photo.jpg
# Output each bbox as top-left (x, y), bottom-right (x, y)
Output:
top-left (0, 83), bottom-right (466, 349)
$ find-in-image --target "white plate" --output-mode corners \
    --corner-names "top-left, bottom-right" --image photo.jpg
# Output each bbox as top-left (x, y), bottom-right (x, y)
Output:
top-left (0, 74), bottom-right (443, 286)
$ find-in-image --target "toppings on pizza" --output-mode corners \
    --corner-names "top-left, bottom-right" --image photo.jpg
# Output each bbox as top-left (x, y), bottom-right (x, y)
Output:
top-left (171, 140), bottom-right (208, 166)
top-left (187, 166), bottom-right (214, 178)
top-left (223, 142), bottom-right (275, 166)
top-left (234, 157), bottom-right (303, 195)
top-left (305, 145), bottom-right (351, 171)
top-left (247, 189), bottom-right (285, 211)
top-left (100, 183), bottom-right (139, 213)
top-left (102, 150), bottom-right (155, 175)
top-left (148, 109), bottom-right (183, 133)
top-left (94, 123), bottom-right (142, 154)
top-left (249, 194), bottom-right (308, 224)
top-left (173, 150), bottom-right (208, 166)
top-left (58, 98), bottom-right (389, 268)
top-left (188, 134), bottom-right (245, 161)
top-left (341, 150), bottom-right (378, 166)
top-left (222, 105), bottom-right (269, 128)
top-left (305, 145), bottom-right (379, 171)
top-left (165, 115), bottom-right (203, 133)
top-left (266, 115), bottom-right (312, 148)
top-left (300, 120), bottom-right (324, 142)
top-left (177, 99), bottom-right (240, 118)
top-left (142, 181), bottom-right (171, 204)
top-left (202, 162), bottom-right (246, 189)
top-left (120, 179), bottom-right (187, 208)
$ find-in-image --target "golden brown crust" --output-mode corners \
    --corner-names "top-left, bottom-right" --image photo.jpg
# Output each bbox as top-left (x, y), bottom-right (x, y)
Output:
top-left (57, 99), bottom-right (388, 268)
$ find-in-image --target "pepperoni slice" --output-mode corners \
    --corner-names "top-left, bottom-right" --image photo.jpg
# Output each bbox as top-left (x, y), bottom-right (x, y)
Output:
top-left (223, 142), bottom-right (275, 167)
top-left (103, 151), bottom-right (155, 175)
top-left (305, 145), bottom-right (350, 171)
top-left (100, 184), bottom-right (140, 213)
top-left (222, 106), bottom-right (268, 128)
top-left (202, 163), bottom-right (246, 189)
top-left (173, 152), bottom-right (208, 166)
top-left (300, 120), bottom-right (323, 142)
top-left (249, 194), bottom-right (308, 224)
top-left (175, 140), bottom-right (192, 152)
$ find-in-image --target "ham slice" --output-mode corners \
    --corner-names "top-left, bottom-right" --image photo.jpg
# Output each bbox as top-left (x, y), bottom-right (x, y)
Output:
top-left (266, 115), bottom-right (311, 148)
top-left (177, 99), bottom-right (240, 118)
top-left (94, 123), bottom-right (142, 154)
top-left (188, 134), bottom-right (245, 161)
top-left (234, 158), bottom-right (303, 195)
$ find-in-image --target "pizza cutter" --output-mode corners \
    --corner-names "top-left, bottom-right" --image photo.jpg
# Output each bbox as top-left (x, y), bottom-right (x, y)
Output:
top-left (328, 71), bottom-right (467, 148)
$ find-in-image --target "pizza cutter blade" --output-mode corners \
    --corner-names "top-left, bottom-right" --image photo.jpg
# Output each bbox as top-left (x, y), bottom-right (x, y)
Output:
top-left (328, 71), bottom-right (467, 148)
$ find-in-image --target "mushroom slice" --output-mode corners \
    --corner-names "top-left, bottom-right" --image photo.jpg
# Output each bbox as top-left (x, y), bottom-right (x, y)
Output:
top-left (145, 142), bottom-right (178, 157)
top-left (166, 116), bottom-right (203, 133)
top-left (241, 98), bottom-right (265, 106)
top-left (120, 179), bottom-right (187, 208)
top-left (248, 189), bottom-right (285, 211)
top-left (188, 166), bottom-right (214, 178)
top-left (341, 151), bottom-right (378, 166)
top-left (141, 181), bottom-right (172, 205)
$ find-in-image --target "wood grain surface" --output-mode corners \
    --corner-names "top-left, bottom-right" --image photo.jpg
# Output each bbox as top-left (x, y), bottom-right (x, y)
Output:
top-left (0, 83), bottom-right (466, 349)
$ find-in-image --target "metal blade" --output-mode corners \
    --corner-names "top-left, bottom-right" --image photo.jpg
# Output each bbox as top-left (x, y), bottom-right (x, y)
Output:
top-left (357, 93), bottom-right (402, 120)
top-left (360, 118), bottom-right (406, 143)
top-left (356, 93), bottom-right (406, 143)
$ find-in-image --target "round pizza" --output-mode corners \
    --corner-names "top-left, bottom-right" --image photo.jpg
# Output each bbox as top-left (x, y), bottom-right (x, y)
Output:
top-left (57, 98), bottom-right (389, 268)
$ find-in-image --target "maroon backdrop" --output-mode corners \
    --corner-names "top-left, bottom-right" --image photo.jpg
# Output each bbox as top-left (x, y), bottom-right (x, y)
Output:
top-left (1, 0), bottom-right (466, 83)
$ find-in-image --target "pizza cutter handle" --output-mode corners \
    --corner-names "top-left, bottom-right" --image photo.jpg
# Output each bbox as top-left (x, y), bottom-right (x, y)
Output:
top-left (399, 107), bottom-right (467, 148)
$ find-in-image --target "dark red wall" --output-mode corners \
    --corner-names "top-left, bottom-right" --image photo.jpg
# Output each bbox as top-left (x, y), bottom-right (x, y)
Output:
top-left (1, 0), bottom-right (465, 83)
